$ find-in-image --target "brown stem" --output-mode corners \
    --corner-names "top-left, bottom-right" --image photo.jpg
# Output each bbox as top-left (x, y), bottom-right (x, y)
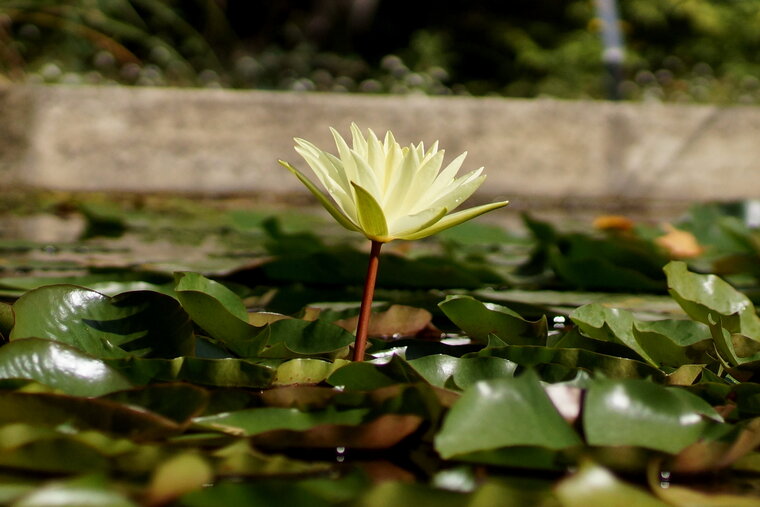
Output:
top-left (353, 240), bottom-right (383, 361)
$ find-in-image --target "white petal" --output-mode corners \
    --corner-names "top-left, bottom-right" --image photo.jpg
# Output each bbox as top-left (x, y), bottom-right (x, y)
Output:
top-left (400, 149), bottom-right (445, 212)
top-left (389, 207), bottom-right (447, 237)
top-left (350, 123), bottom-right (368, 158)
top-left (383, 148), bottom-right (419, 220)
top-left (415, 170), bottom-right (486, 214)
top-left (350, 148), bottom-right (383, 201)
top-left (330, 127), bottom-right (359, 184)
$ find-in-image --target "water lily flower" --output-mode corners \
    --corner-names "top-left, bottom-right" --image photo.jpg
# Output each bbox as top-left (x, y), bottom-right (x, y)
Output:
top-left (279, 124), bottom-right (508, 361)
top-left (278, 123), bottom-right (508, 242)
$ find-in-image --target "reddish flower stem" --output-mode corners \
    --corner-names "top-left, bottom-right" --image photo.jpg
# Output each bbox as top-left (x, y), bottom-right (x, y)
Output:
top-left (353, 240), bottom-right (383, 361)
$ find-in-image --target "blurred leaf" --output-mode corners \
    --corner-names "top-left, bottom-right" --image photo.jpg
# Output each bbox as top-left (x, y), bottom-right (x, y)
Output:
top-left (438, 295), bottom-right (547, 344)
top-left (435, 370), bottom-right (581, 458)
top-left (0, 338), bottom-right (132, 397)
top-left (193, 406), bottom-right (369, 437)
top-left (146, 452), bottom-right (213, 506)
top-left (249, 413), bottom-right (424, 450)
top-left (256, 249), bottom-right (501, 289)
top-left (273, 359), bottom-right (351, 385)
top-left (101, 383), bottom-right (209, 426)
top-left (10, 286), bottom-right (194, 359)
top-left (0, 434), bottom-right (109, 474)
top-left (180, 480), bottom-right (336, 507)
top-left (555, 460), bottom-right (667, 507)
top-left (12, 475), bottom-right (137, 507)
top-left (0, 392), bottom-right (183, 440)
top-left (584, 378), bottom-right (722, 454)
top-left (0, 303), bottom-right (13, 339)
top-left (360, 481), bottom-right (467, 507)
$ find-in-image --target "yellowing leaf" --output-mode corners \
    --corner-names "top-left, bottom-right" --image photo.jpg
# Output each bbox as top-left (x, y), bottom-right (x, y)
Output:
top-left (656, 224), bottom-right (704, 258)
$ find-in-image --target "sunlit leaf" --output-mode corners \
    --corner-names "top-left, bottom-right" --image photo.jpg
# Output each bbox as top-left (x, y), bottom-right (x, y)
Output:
top-left (12, 475), bottom-right (138, 507)
top-left (435, 370), bottom-right (581, 458)
top-left (584, 378), bottom-right (723, 454)
top-left (0, 338), bottom-right (132, 397)
top-left (10, 286), bottom-right (193, 359)
top-left (555, 460), bottom-right (668, 507)
top-left (146, 452), bottom-right (213, 506)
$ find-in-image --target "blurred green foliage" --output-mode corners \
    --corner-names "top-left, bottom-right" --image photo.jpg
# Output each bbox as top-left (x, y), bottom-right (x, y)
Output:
top-left (1, 0), bottom-right (759, 102)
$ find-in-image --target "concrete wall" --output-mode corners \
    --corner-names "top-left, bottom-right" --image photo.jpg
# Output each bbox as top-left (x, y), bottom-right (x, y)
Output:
top-left (1, 84), bottom-right (759, 207)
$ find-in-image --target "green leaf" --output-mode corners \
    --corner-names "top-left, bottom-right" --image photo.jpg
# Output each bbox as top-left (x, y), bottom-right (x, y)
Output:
top-left (273, 359), bottom-right (351, 385)
top-left (665, 261), bottom-right (760, 339)
top-left (0, 302), bottom-right (13, 338)
top-left (12, 475), bottom-right (138, 507)
top-left (571, 304), bottom-right (656, 366)
top-left (438, 295), bottom-right (547, 344)
top-left (632, 320), bottom-right (712, 368)
top-left (10, 286), bottom-right (194, 359)
top-left (0, 392), bottom-right (183, 440)
top-left (477, 344), bottom-right (665, 382)
top-left (665, 261), bottom-right (760, 366)
top-left (106, 357), bottom-right (274, 388)
top-left (435, 370), bottom-right (582, 458)
top-left (408, 355), bottom-right (518, 390)
top-left (174, 271), bottom-right (254, 343)
top-left (0, 339), bottom-right (132, 397)
top-left (252, 319), bottom-right (355, 358)
top-left (327, 355), bottom-right (428, 390)
top-left (193, 406), bottom-right (369, 436)
top-left (556, 460), bottom-right (668, 507)
top-left (360, 482), bottom-right (468, 507)
top-left (584, 378), bottom-right (722, 454)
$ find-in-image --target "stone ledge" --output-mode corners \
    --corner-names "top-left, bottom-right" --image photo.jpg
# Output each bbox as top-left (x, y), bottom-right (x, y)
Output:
top-left (1, 84), bottom-right (758, 204)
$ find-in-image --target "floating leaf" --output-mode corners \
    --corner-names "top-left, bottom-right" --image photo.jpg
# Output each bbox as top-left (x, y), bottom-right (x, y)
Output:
top-left (11, 286), bottom-right (193, 359)
top-left (327, 355), bottom-right (428, 390)
top-left (477, 344), bottom-right (665, 382)
top-left (571, 304), bottom-right (656, 366)
top-left (273, 359), bottom-right (351, 385)
top-left (584, 378), bottom-right (723, 454)
top-left (0, 392), bottom-right (183, 441)
top-left (435, 370), bottom-right (581, 458)
top-left (555, 460), bottom-right (668, 507)
top-left (193, 406), bottom-right (369, 437)
top-left (334, 304), bottom-right (435, 338)
top-left (0, 339), bottom-right (132, 397)
top-left (571, 304), bottom-right (712, 368)
top-left (665, 261), bottom-right (760, 339)
top-left (250, 413), bottom-right (424, 450)
top-left (174, 271), bottom-right (254, 343)
top-left (438, 295), bottom-right (547, 344)
top-left (12, 475), bottom-right (138, 507)
top-left (408, 355), bottom-right (517, 390)
top-left (107, 357), bottom-right (274, 388)
top-left (146, 452), bottom-right (213, 506)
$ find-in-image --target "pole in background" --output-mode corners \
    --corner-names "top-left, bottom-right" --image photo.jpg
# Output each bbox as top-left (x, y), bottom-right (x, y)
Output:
top-left (594, 0), bottom-right (625, 100)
